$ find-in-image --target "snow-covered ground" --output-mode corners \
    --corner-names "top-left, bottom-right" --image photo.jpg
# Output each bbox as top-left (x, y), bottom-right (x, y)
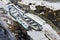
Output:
top-left (19, 0), bottom-right (60, 10)
top-left (0, 1), bottom-right (9, 11)
top-left (0, 0), bottom-right (60, 40)
top-left (27, 30), bottom-right (48, 40)
top-left (0, 1), bottom-right (16, 25)
top-left (0, 17), bottom-right (16, 40)
top-left (26, 13), bottom-right (60, 40)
